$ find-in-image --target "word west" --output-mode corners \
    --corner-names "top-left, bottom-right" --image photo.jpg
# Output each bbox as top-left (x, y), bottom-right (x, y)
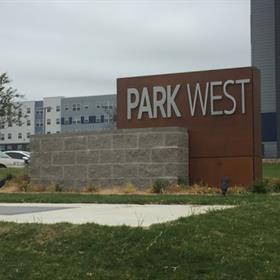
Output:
top-left (127, 79), bottom-right (250, 120)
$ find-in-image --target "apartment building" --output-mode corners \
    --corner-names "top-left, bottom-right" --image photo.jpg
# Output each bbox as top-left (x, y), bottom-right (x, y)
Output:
top-left (0, 94), bottom-right (116, 151)
top-left (0, 101), bottom-right (36, 151)
top-left (43, 96), bottom-right (63, 134)
top-left (61, 94), bottom-right (116, 133)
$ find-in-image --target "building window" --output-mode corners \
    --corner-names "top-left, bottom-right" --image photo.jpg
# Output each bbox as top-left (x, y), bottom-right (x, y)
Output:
top-left (47, 119), bottom-right (51, 125)
top-left (47, 107), bottom-right (51, 112)
top-left (65, 105), bottom-right (69, 111)
top-left (96, 105), bottom-right (100, 108)
top-left (18, 121), bottom-right (22, 127)
top-left (7, 145), bottom-right (12, 150)
top-left (27, 132), bottom-right (30, 138)
top-left (36, 110), bottom-right (43, 115)
top-left (18, 133), bottom-right (22, 139)
top-left (47, 131), bottom-right (51, 134)
top-left (84, 105), bottom-right (89, 109)
top-left (27, 120), bottom-right (31, 126)
top-left (84, 116), bottom-right (89, 123)
top-left (77, 104), bottom-right (80, 111)
top-left (72, 104), bottom-right (77, 111)
top-left (56, 105), bottom-right (60, 112)
top-left (36, 120), bottom-right (43, 127)
top-left (8, 121), bottom-right (12, 127)
top-left (56, 118), bottom-right (60, 125)
top-left (56, 131), bottom-right (60, 134)
top-left (27, 107), bottom-right (31, 114)
top-left (18, 144), bottom-right (22, 150)
top-left (0, 134), bottom-right (4, 140)
top-left (0, 123), bottom-right (4, 129)
top-left (18, 108), bottom-right (22, 117)
top-left (8, 133), bottom-right (12, 139)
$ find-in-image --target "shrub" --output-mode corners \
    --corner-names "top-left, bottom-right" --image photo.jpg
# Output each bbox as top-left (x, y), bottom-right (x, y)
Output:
top-left (177, 176), bottom-right (188, 187)
top-left (122, 181), bottom-right (137, 194)
top-left (228, 185), bottom-right (249, 195)
top-left (268, 178), bottom-right (280, 193)
top-left (186, 184), bottom-right (219, 194)
top-left (152, 179), bottom-right (169, 194)
top-left (55, 183), bottom-right (63, 192)
top-left (250, 179), bottom-right (269, 194)
top-left (82, 184), bottom-right (98, 193)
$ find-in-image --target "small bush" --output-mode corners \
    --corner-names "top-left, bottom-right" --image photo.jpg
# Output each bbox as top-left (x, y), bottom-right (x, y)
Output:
top-left (228, 185), bottom-right (249, 195)
top-left (165, 184), bottom-right (185, 193)
top-left (122, 181), bottom-right (137, 194)
top-left (55, 183), bottom-right (63, 192)
top-left (268, 178), bottom-right (280, 193)
top-left (46, 183), bottom-right (63, 192)
top-left (251, 179), bottom-right (269, 194)
top-left (152, 179), bottom-right (169, 194)
top-left (177, 176), bottom-right (188, 187)
top-left (30, 184), bottom-right (46, 192)
top-left (5, 173), bottom-right (15, 181)
top-left (82, 184), bottom-right (98, 193)
top-left (186, 184), bottom-right (219, 194)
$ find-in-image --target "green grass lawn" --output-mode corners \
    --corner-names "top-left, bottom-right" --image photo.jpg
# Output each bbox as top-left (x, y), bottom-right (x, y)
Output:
top-left (0, 195), bottom-right (279, 279)
top-left (263, 163), bottom-right (280, 178)
top-left (0, 165), bottom-right (279, 278)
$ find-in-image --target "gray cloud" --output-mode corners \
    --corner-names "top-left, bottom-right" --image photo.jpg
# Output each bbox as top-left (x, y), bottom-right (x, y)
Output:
top-left (0, 0), bottom-right (250, 100)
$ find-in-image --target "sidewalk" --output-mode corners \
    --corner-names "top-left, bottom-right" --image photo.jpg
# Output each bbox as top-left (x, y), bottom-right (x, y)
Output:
top-left (0, 203), bottom-right (234, 227)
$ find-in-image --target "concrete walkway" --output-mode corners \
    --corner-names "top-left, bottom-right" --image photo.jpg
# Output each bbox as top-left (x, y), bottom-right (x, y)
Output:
top-left (0, 203), bottom-right (234, 227)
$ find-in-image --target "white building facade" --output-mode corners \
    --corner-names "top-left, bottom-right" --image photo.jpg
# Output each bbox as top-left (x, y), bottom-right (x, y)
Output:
top-left (0, 94), bottom-right (116, 151)
top-left (43, 97), bottom-right (63, 134)
top-left (0, 101), bottom-right (36, 151)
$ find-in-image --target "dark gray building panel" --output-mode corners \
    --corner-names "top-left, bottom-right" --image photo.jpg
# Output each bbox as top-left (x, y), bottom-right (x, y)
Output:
top-left (251, 0), bottom-right (279, 157)
top-left (275, 0), bottom-right (280, 156)
top-left (251, 0), bottom-right (276, 113)
top-left (35, 101), bottom-right (44, 135)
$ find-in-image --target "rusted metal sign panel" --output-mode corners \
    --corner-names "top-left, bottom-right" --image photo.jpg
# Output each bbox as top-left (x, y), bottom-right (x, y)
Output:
top-left (117, 67), bottom-right (261, 186)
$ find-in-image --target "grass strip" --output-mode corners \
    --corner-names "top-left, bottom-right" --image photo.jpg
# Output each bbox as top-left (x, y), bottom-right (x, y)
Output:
top-left (0, 192), bottom-right (277, 205)
top-left (0, 195), bottom-right (279, 279)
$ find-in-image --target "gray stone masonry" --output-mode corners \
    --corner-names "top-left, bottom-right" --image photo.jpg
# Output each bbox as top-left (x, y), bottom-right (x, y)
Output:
top-left (30, 127), bottom-right (189, 189)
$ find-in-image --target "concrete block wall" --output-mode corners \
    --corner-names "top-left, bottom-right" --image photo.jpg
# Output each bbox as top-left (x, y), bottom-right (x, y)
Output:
top-left (30, 127), bottom-right (188, 189)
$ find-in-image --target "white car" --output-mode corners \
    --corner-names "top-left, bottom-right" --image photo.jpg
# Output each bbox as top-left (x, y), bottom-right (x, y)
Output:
top-left (4, 151), bottom-right (30, 164)
top-left (0, 151), bottom-right (26, 168)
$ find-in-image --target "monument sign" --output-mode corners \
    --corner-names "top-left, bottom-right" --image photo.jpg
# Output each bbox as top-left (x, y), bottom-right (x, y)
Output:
top-left (117, 67), bottom-right (262, 186)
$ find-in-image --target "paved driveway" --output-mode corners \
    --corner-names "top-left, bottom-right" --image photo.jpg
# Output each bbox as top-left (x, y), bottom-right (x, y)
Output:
top-left (0, 203), bottom-right (234, 227)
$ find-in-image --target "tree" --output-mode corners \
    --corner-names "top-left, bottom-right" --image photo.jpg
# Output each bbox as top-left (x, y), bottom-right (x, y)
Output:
top-left (0, 73), bottom-right (23, 128)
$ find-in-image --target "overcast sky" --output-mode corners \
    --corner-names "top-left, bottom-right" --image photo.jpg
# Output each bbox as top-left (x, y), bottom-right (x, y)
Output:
top-left (0, 0), bottom-right (251, 101)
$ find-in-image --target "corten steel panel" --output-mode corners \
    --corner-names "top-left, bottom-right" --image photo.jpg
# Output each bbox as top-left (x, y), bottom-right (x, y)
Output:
top-left (117, 67), bottom-right (262, 186)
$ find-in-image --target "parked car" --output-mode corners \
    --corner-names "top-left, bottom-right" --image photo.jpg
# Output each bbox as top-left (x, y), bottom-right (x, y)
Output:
top-left (4, 151), bottom-right (30, 165)
top-left (0, 151), bottom-right (25, 168)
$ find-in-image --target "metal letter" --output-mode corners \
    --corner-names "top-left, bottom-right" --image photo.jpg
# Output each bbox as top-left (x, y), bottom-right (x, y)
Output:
top-left (166, 84), bottom-right (181, 118)
top-left (127, 88), bottom-right (139, 120)
top-left (236, 79), bottom-right (250, 114)
top-left (137, 87), bottom-right (153, 119)
top-left (153, 86), bottom-right (167, 118)
top-left (223, 80), bottom-right (237, 115)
